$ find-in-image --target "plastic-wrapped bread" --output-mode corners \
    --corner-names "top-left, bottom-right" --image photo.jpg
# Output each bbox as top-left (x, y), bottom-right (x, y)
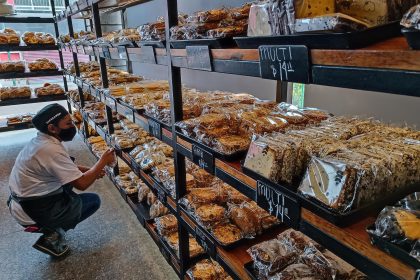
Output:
top-left (336, 0), bottom-right (420, 26)
top-left (149, 200), bottom-right (169, 219)
top-left (401, 4), bottom-right (420, 29)
top-left (293, 13), bottom-right (370, 33)
top-left (211, 223), bottom-right (242, 245)
top-left (268, 263), bottom-right (318, 280)
top-left (294, 0), bottom-right (335, 18)
top-left (137, 181), bottom-right (150, 202)
top-left (247, 0), bottom-right (295, 36)
top-left (186, 259), bottom-right (232, 280)
top-left (155, 214), bottom-right (178, 236)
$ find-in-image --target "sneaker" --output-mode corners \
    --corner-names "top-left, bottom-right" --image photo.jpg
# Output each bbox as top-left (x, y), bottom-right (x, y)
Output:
top-left (32, 232), bottom-right (70, 258)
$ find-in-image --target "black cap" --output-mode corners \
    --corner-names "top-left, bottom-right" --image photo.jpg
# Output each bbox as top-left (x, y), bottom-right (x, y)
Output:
top-left (32, 103), bottom-right (69, 133)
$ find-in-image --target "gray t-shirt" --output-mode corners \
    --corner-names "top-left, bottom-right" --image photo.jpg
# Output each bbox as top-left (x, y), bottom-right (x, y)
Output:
top-left (8, 132), bottom-right (83, 225)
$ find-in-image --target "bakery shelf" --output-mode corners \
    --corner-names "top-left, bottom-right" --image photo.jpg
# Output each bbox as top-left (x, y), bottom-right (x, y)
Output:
top-left (0, 94), bottom-right (66, 107)
top-left (79, 128), bottom-right (182, 277)
top-left (0, 122), bottom-right (33, 132)
top-left (0, 70), bottom-right (63, 80)
top-left (179, 206), bottom-right (290, 280)
top-left (0, 16), bottom-right (55, 23)
top-left (170, 37), bottom-right (420, 97)
top-left (0, 44), bottom-right (58, 52)
top-left (176, 134), bottom-right (418, 280)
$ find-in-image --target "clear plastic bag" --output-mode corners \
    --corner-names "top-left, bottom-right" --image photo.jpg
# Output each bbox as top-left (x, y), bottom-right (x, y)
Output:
top-left (401, 4), bottom-right (420, 29)
top-left (247, 0), bottom-right (295, 36)
top-left (155, 214), bottom-right (178, 236)
top-left (149, 200), bottom-right (169, 219)
top-left (292, 13), bottom-right (369, 33)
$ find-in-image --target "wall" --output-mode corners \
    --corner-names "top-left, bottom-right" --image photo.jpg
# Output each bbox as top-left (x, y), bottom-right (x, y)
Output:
top-left (124, 1), bottom-right (419, 127)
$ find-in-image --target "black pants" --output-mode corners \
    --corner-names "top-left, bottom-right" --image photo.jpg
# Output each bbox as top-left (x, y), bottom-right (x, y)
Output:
top-left (19, 185), bottom-right (83, 231)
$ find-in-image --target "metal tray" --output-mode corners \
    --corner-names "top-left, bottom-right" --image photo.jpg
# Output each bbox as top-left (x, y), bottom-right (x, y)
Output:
top-left (175, 129), bottom-right (247, 162)
top-left (243, 261), bottom-right (259, 280)
top-left (170, 38), bottom-right (236, 49)
top-left (298, 182), bottom-right (420, 227)
top-left (138, 40), bottom-right (166, 48)
top-left (234, 21), bottom-right (400, 49)
top-left (367, 224), bottom-right (420, 269)
top-left (402, 28), bottom-right (420, 50)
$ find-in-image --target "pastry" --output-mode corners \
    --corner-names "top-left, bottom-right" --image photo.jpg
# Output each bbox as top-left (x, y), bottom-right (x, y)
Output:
top-left (155, 214), bottom-right (178, 236)
top-left (35, 83), bottom-right (64, 96)
top-left (28, 58), bottom-right (58, 71)
top-left (0, 61), bottom-right (25, 73)
top-left (195, 204), bottom-right (226, 225)
top-left (211, 223), bottom-right (242, 245)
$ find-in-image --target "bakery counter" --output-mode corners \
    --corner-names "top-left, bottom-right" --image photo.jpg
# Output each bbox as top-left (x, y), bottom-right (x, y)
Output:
top-left (175, 134), bottom-right (418, 280)
top-left (169, 37), bottom-right (420, 97)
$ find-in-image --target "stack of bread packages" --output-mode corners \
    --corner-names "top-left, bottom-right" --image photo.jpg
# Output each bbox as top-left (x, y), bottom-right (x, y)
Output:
top-left (244, 112), bottom-right (420, 213)
top-left (247, 0), bottom-right (420, 35)
top-left (178, 159), bottom-right (279, 246)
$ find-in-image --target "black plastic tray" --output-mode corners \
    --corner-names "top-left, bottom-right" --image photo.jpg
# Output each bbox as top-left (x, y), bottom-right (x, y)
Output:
top-left (143, 113), bottom-right (172, 131)
top-left (298, 182), bottom-right (420, 227)
top-left (170, 38), bottom-right (236, 49)
top-left (138, 40), bottom-right (166, 48)
top-left (367, 224), bottom-right (420, 269)
top-left (111, 40), bottom-right (139, 48)
top-left (175, 129), bottom-right (247, 162)
top-left (234, 21), bottom-right (400, 49)
top-left (402, 28), bottom-right (420, 50)
top-left (244, 261), bottom-right (258, 280)
top-left (241, 164), bottom-right (299, 198)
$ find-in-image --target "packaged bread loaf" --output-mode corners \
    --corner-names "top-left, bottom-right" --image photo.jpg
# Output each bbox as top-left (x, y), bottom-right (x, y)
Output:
top-left (0, 61), bottom-right (25, 73)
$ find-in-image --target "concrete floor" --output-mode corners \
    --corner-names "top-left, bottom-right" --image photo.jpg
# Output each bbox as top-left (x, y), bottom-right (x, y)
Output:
top-left (0, 129), bottom-right (178, 280)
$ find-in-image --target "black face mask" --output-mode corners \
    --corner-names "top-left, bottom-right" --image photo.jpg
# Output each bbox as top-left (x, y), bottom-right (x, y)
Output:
top-left (58, 126), bottom-right (77, 142)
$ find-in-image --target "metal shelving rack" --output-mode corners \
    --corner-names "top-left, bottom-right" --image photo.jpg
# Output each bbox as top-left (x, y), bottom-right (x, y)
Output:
top-left (0, 11), bottom-right (68, 132)
top-left (54, 0), bottom-right (420, 279)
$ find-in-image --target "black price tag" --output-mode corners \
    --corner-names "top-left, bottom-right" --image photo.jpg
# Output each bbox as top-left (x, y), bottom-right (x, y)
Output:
top-left (105, 96), bottom-right (116, 110)
top-left (195, 227), bottom-right (216, 257)
top-left (102, 47), bottom-right (111, 59)
top-left (186, 46), bottom-right (212, 71)
top-left (148, 119), bottom-right (161, 139)
top-left (259, 45), bottom-right (310, 83)
top-left (117, 46), bottom-right (128, 60)
top-left (255, 180), bottom-right (300, 228)
top-left (156, 187), bottom-right (166, 204)
top-left (140, 45), bottom-right (156, 64)
top-left (192, 145), bottom-right (214, 174)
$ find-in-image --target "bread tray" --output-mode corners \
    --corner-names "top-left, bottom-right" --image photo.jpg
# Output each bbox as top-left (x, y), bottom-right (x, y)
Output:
top-left (170, 37), bottom-right (236, 49)
top-left (402, 28), bottom-right (420, 50)
top-left (153, 227), bottom-right (206, 264)
top-left (138, 40), bottom-right (166, 48)
top-left (127, 197), bottom-right (153, 222)
top-left (244, 261), bottom-right (259, 280)
top-left (367, 224), bottom-right (420, 269)
top-left (118, 99), bottom-right (145, 114)
top-left (298, 182), bottom-right (420, 227)
top-left (234, 21), bottom-right (400, 49)
top-left (241, 164), bottom-right (299, 198)
top-left (143, 113), bottom-right (172, 131)
top-left (179, 203), bottom-right (248, 251)
top-left (175, 129), bottom-right (247, 162)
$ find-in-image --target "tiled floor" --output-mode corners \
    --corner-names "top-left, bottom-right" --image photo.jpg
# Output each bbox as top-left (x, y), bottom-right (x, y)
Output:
top-left (0, 129), bottom-right (177, 280)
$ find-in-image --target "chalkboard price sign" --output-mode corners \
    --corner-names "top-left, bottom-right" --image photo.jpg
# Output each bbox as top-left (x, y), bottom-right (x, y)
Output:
top-left (195, 226), bottom-right (216, 257)
top-left (255, 180), bottom-right (300, 228)
top-left (148, 119), bottom-right (161, 139)
top-left (186, 46), bottom-right (212, 71)
top-left (117, 46), bottom-right (128, 60)
top-left (140, 45), bottom-right (157, 64)
top-left (259, 45), bottom-right (310, 83)
top-left (192, 145), bottom-right (214, 174)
